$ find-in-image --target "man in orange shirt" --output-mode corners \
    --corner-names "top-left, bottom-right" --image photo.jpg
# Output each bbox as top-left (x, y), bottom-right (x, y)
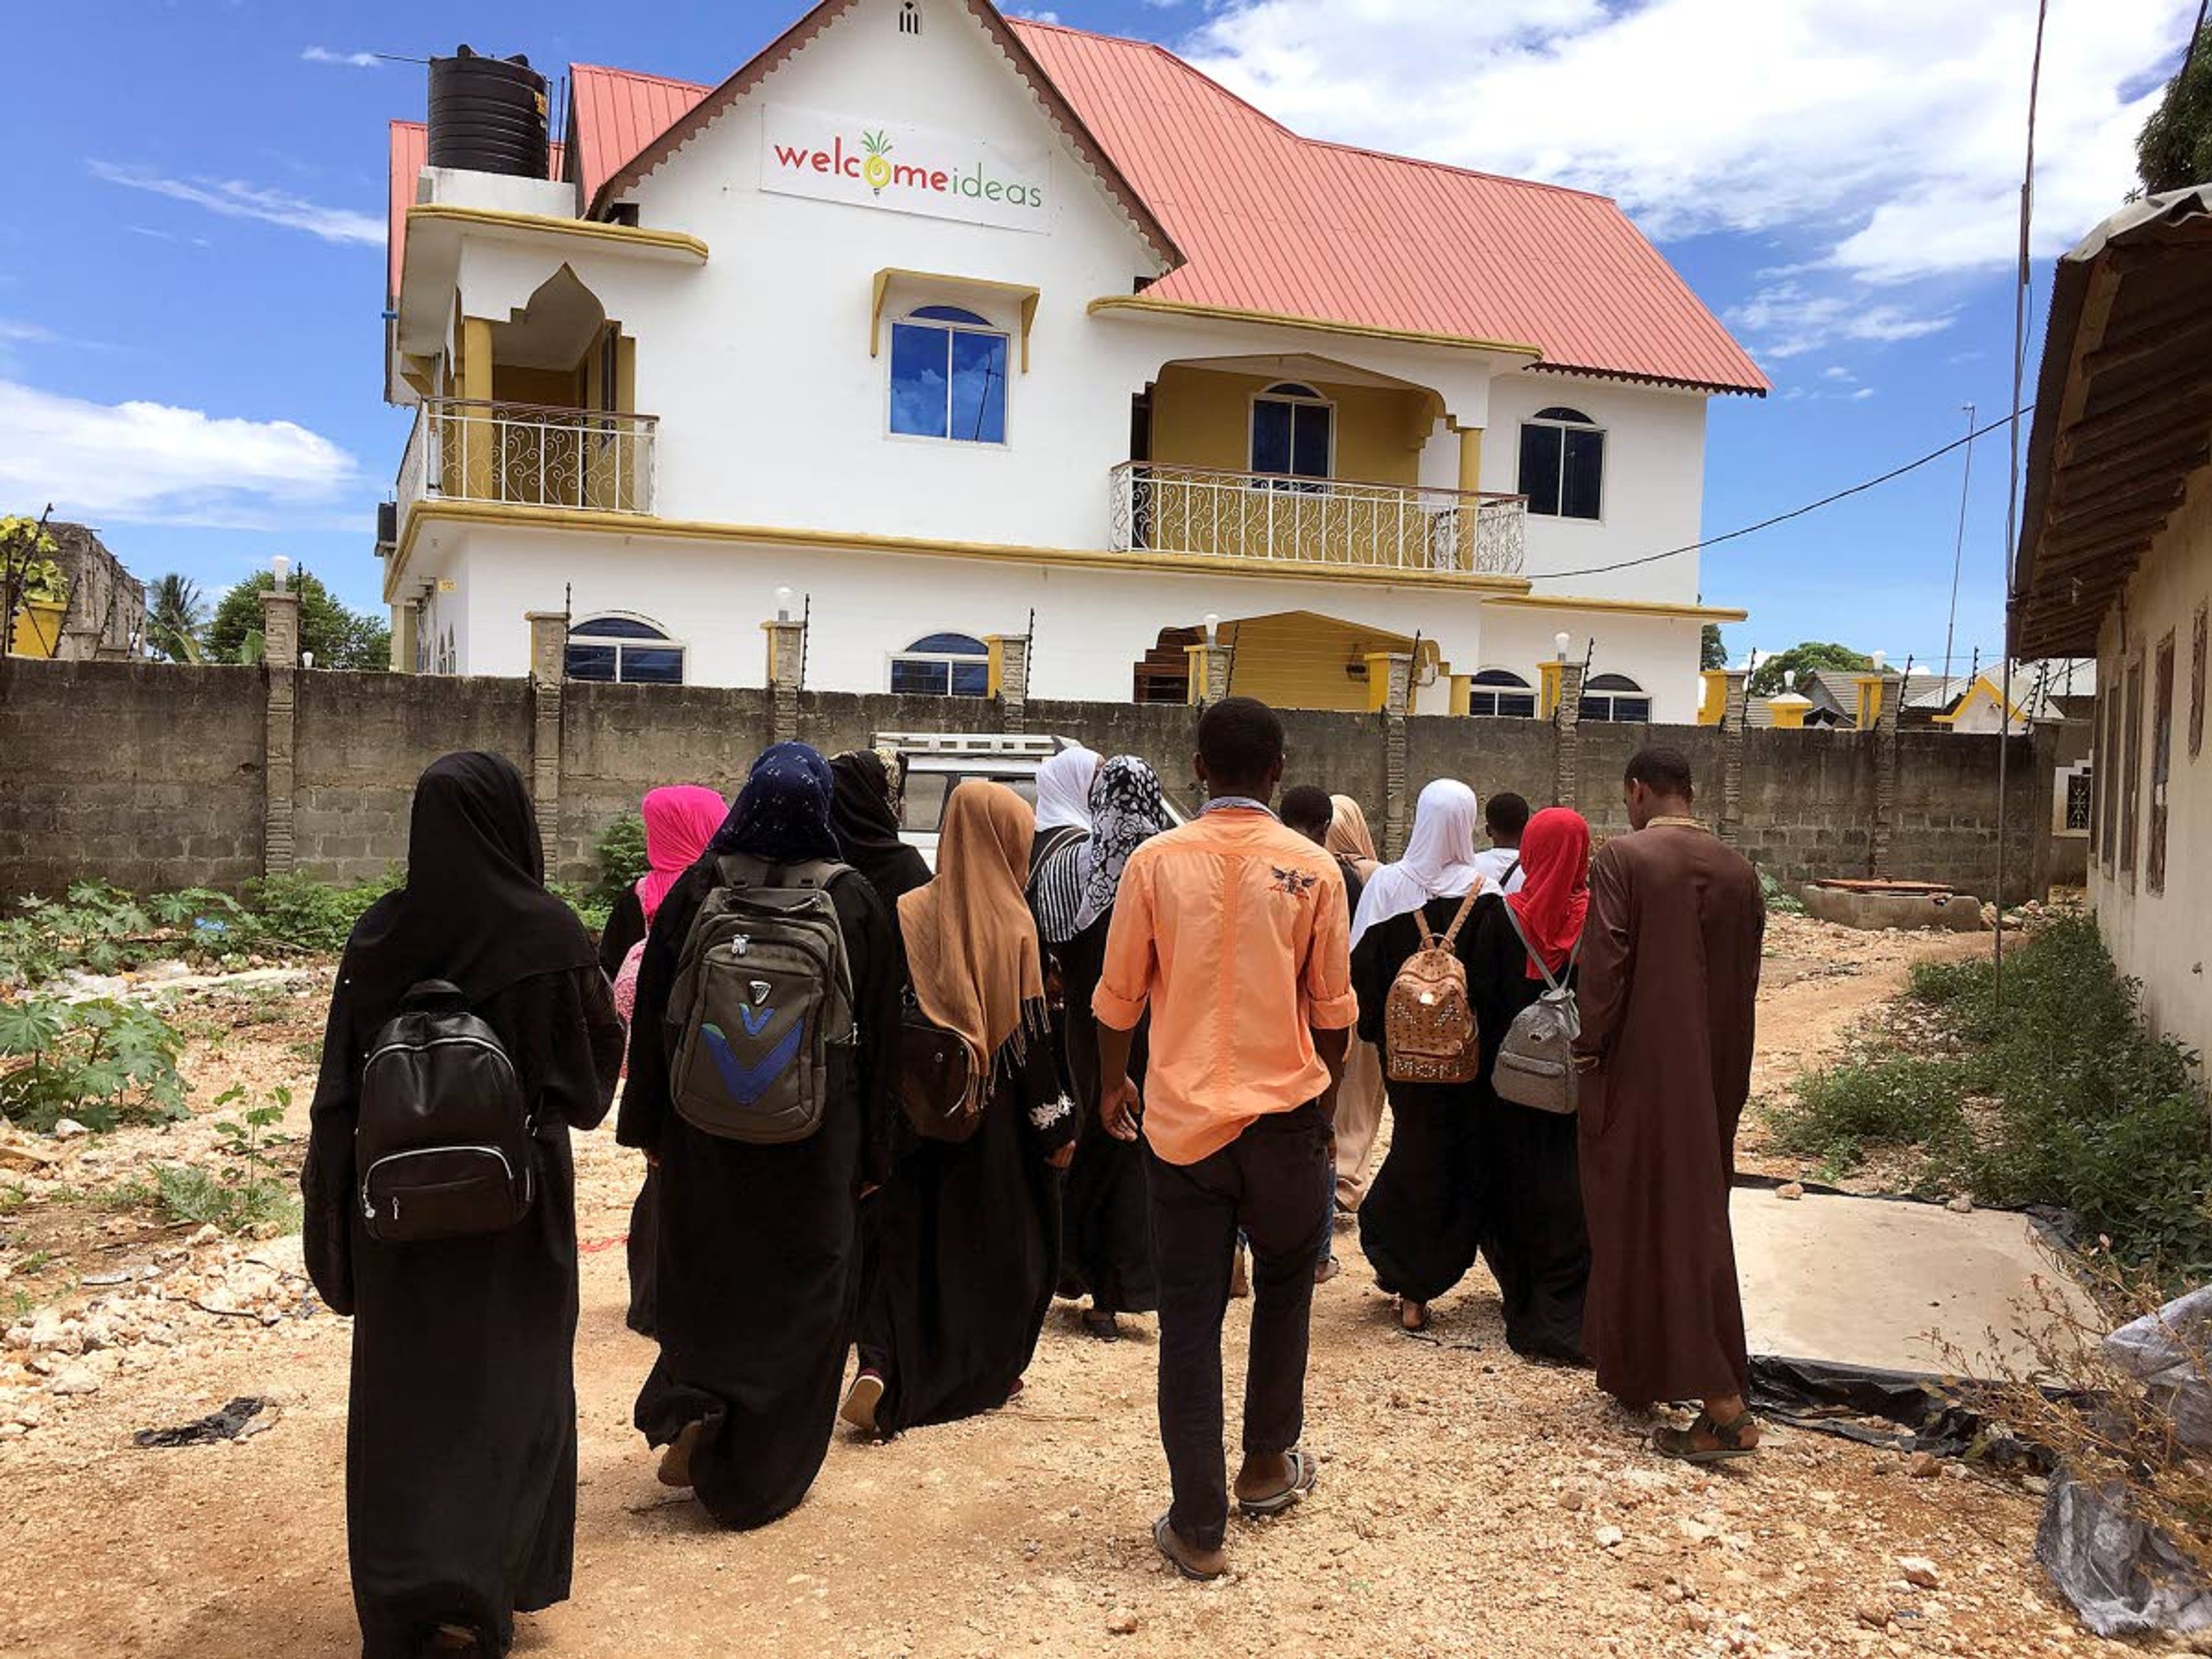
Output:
top-left (1094, 698), bottom-right (1355, 1582)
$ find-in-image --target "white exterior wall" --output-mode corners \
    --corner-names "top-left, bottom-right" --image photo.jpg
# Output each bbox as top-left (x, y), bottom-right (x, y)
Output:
top-left (1482, 373), bottom-right (1709, 607)
top-left (2090, 466), bottom-right (2211, 1066)
top-left (1479, 604), bottom-right (1708, 723)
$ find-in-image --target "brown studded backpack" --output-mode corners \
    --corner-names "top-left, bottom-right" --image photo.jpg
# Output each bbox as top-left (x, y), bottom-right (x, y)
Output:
top-left (1382, 888), bottom-right (1484, 1085)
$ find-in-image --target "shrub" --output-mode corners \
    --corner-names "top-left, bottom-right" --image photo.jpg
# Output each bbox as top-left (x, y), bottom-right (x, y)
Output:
top-left (243, 870), bottom-right (399, 956)
top-left (0, 997), bottom-right (188, 1132)
top-left (0, 883), bottom-right (251, 988)
top-left (593, 810), bottom-right (649, 908)
top-left (1769, 1055), bottom-right (1971, 1170)
top-left (1759, 870), bottom-right (1805, 916)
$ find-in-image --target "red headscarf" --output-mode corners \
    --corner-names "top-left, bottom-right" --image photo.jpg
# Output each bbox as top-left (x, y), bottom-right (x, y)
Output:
top-left (1506, 806), bottom-right (1590, 979)
top-left (635, 785), bottom-right (728, 924)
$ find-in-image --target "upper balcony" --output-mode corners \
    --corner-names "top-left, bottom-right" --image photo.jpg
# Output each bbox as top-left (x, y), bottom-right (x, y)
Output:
top-left (1109, 461), bottom-right (1526, 579)
top-left (397, 397), bottom-right (658, 521)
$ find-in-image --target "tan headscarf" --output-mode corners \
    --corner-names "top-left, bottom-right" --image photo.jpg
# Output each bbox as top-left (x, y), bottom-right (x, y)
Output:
top-left (897, 782), bottom-right (1048, 1082)
top-left (1327, 794), bottom-right (1382, 881)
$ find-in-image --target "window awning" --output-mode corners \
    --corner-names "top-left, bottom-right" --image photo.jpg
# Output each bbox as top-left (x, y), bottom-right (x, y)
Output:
top-left (870, 268), bottom-right (1040, 373)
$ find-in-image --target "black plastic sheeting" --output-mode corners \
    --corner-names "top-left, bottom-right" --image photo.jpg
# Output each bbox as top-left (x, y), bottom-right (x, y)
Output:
top-left (132, 1395), bottom-right (267, 1448)
top-left (1749, 1354), bottom-right (2055, 1468)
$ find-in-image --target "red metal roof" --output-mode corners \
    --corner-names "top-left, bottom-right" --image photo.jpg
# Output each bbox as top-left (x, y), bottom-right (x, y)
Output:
top-left (386, 11), bottom-right (1766, 396)
top-left (385, 119), bottom-right (565, 304)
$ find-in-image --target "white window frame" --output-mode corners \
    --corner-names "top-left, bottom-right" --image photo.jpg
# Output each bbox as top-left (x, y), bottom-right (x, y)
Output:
top-left (1579, 672), bottom-right (1652, 724)
top-left (1518, 406), bottom-right (1608, 524)
top-left (565, 611), bottom-right (688, 686)
top-left (884, 306), bottom-right (1013, 449)
top-left (888, 632), bottom-right (992, 698)
top-left (1466, 666), bottom-right (1539, 719)
top-left (2054, 760), bottom-right (2093, 838)
top-left (1248, 382), bottom-right (1336, 483)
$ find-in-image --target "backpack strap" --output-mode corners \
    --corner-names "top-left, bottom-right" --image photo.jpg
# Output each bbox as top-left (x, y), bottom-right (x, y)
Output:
top-left (1499, 899), bottom-right (1576, 995)
top-left (715, 854), bottom-right (850, 891)
top-left (1437, 882), bottom-right (1485, 949)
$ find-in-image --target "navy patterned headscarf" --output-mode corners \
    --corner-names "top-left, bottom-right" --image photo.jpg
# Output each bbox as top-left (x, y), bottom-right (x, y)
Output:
top-left (711, 742), bottom-right (840, 862)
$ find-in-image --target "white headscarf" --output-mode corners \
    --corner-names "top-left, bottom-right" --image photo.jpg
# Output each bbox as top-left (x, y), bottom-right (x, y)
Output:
top-left (1032, 744), bottom-right (1101, 836)
top-left (1349, 779), bottom-right (1487, 950)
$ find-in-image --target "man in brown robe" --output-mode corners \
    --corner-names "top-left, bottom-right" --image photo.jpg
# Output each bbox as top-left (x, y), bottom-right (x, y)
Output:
top-left (1573, 746), bottom-right (1766, 1461)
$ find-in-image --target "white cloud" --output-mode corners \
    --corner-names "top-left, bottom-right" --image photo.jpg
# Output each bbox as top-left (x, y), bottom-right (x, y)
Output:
top-left (0, 380), bottom-right (361, 531)
top-left (1181, 0), bottom-right (2191, 285)
top-left (1725, 281), bottom-right (1956, 359)
top-left (0, 321), bottom-right (54, 344)
top-left (302, 47), bottom-right (380, 68)
top-left (88, 161), bottom-right (381, 247)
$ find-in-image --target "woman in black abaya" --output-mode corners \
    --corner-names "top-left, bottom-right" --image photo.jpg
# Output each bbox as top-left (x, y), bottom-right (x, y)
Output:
top-left (1032, 756), bottom-right (1168, 1340)
top-left (844, 782), bottom-right (1077, 1436)
top-left (301, 751), bottom-right (624, 1659)
top-left (624, 743), bottom-right (902, 1528)
top-left (828, 748), bottom-right (930, 910)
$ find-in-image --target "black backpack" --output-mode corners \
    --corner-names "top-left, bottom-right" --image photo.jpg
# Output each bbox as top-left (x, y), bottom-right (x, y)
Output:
top-left (895, 993), bottom-right (983, 1144)
top-left (355, 980), bottom-right (533, 1244)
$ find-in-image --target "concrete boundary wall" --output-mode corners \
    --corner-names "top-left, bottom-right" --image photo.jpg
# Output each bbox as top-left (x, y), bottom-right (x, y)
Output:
top-left (0, 654), bottom-right (2061, 903)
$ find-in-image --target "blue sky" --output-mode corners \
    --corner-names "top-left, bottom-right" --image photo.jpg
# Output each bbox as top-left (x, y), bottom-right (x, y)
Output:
top-left (2, 0), bottom-right (2195, 675)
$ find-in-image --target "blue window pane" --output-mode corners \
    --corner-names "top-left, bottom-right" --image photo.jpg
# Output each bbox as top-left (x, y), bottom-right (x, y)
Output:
top-left (623, 647), bottom-right (685, 684)
top-left (1518, 424), bottom-right (1563, 516)
top-left (891, 658), bottom-right (952, 695)
top-left (950, 660), bottom-right (991, 697)
top-left (565, 643), bottom-right (618, 681)
top-left (571, 615), bottom-right (668, 640)
top-left (908, 632), bottom-right (988, 654)
top-left (949, 329), bottom-right (1007, 443)
top-left (1291, 402), bottom-right (1330, 478)
top-left (1562, 427), bottom-right (1605, 520)
top-left (889, 324), bottom-right (949, 438)
top-left (913, 305), bottom-right (991, 325)
top-left (1251, 399), bottom-right (1292, 474)
top-left (1497, 693), bottom-right (1537, 718)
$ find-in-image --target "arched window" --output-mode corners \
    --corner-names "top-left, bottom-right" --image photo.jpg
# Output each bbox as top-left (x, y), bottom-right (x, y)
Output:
top-left (566, 613), bottom-right (685, 684)
top-left (1578, 671), bottom-right (1652, 724)
top-left (1251, 382), bottom-right (1332, 483)
top-left (1517, 406), bottom-right (1606, 521)
top-left (891, 631), bottom-right (991, 697)
top-left (1466, 667), bottom-right (1537, 719)
top-left (889, 307), bottom-right (1009, 444)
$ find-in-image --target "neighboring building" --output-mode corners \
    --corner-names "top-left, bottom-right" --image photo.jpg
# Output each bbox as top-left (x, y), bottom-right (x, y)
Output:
top-left (377, 0), bottom-right (1764, 715)
top-left (42, 523), bottom-right (146, 661)
top-left (2013, 184), bottom-right (2211, 1062)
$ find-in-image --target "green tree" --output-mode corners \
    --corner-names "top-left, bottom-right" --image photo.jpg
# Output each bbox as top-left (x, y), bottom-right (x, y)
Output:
top-left (206, 569), bottom-right (389, 670)
top-left (145, 573), bottom-right (209, 662)
top-left (1748, 641), bottom-right (1871, 699)
top-left (1700, 623), bottom-right (1729, 671)
top-left (2138, 24), bottom-right (2212, 196)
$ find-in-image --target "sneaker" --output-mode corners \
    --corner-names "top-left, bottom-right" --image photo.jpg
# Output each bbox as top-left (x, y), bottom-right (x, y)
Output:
top-left (840, 1370), bottom-right (885, 1434)
top-left (656, 1420), bottom-right (703, 1488)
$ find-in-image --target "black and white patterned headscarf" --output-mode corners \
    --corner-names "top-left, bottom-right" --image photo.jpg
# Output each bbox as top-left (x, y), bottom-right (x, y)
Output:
top-left (1035, 756), bottom-right (1168, 945)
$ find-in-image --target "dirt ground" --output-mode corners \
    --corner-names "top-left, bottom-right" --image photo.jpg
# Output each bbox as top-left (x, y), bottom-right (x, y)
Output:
top-left (0, 919), bottom-right (2154, 1659)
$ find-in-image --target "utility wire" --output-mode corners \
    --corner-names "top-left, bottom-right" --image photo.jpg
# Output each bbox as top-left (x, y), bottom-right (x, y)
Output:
top-left (1527, 406), bottom-right (2028, 584)
top-left (1941, 402), bottom-right (1977, 687)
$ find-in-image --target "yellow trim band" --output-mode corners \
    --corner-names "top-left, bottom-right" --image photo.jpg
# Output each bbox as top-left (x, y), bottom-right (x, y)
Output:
top-left (406, 203), bottom-right (710, 262)
top-left (1086, 295), bottom-right (1544, 360)
top-left (872, 269), bottom-right (1041, 373)
top-left (1488, 593), bottom-right (1749, 623)
top-left (388, 499), bottom-right (1533, 603)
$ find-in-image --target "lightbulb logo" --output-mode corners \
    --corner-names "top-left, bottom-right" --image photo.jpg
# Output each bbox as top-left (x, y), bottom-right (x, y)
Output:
top-left (861, 128), bottom-right (893, 195)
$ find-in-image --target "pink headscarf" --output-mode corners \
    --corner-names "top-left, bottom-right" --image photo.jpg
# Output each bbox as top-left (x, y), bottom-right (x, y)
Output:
top-left (636, 786), bottom-right (727, 924)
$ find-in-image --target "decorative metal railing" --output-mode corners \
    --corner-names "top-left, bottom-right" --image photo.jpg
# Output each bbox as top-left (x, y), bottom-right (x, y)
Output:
top-left (1108, 462), bottom-right (1527, 577)
top-left (396, 398), bottom-right (658, 517)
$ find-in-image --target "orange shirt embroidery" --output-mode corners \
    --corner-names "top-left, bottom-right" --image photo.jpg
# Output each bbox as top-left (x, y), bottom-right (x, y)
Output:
top-left (1093, 809), bottom-right (1357, 1166)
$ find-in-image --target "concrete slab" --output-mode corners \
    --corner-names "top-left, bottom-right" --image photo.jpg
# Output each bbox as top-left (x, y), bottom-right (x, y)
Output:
top-left (1801, 883), bottom-right (1987, 932)
top-left (1733, 1184), bottom-right (2099, 1374)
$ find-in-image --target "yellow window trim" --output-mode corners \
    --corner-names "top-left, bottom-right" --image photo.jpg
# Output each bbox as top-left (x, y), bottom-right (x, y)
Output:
top-left (1487, 593), bottom-right (1750, 623)
top-left (406, 203), bottom-right (709, 263)
top-left (1087, 295), bottom-right (1543, 361)
top-left (388, 500), bottom-right (1535, 604)
top-left (1931, 676), bottom-right (2025, 726)
top-left (871, 270), bottom-right (1040, 373)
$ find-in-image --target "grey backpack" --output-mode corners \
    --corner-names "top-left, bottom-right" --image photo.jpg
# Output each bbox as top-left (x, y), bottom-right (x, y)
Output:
top-left (665, 854), bottom-right (857, 1144)
top-left (1493, 903), bottom-right (1582, 1115)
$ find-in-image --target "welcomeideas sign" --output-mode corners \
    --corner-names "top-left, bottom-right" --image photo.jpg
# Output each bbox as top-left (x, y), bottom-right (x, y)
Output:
top-left (759, 107), bottom-right (1050, 233)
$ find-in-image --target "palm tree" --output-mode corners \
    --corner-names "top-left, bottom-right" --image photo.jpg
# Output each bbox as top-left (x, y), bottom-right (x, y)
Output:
top-left (146, 573), bottom-right (209, 662)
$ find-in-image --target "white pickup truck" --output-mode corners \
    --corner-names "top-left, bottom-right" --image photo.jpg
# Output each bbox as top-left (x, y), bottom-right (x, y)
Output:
top-left (881, 732), bottom-right (1185, 868)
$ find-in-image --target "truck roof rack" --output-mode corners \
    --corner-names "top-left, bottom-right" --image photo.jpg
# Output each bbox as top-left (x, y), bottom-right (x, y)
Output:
top-left (876, 732), bottom-right (1065, 757)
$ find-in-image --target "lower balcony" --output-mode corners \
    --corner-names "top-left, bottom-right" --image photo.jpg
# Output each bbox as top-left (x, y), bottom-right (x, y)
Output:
top-left (398, 397), bottom-right (658, 518)
top-left (1109, 461), bottom-right (1527, 578)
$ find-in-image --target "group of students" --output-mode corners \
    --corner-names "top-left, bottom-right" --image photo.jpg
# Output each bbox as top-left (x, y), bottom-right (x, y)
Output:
top-left (299, 695), bottom-right (1767, 1655)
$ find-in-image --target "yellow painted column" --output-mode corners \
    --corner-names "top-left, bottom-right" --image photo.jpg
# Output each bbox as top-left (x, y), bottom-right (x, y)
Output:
top-left (1767, 694), bottom-right (1813, 729)
top-left (1539, 659), bottom-right (1566, 719)
top-left (1456, 424), bottom-right (1484, 494)
top-left (1449, 673), bottom-right (1472, 717)
top-left (1852, 672), bottom-right (1888, 730)
top-left (460, 316), bottom-right (495, 502)
top-left (1699, 668), bottom-right (1729, 725)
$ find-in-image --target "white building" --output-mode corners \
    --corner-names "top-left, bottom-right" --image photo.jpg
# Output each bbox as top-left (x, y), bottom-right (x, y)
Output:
top-left (378, 0), bottom-right (1766, 718)
top-left (2013, 185), bottom-right (2212, 1063)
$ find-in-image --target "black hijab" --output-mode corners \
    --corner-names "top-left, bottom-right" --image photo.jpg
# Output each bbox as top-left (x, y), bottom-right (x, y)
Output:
top-left (343, 751), bottom-right (597, 1009)
top-left (830, 749), bottom-right (930, 907)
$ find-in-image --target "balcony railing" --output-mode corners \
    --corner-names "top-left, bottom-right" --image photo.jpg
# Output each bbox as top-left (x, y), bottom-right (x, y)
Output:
top-left (397, 397), bottom-right (658, 518)
top-left (1109, 462), bottom-right (1526, 578)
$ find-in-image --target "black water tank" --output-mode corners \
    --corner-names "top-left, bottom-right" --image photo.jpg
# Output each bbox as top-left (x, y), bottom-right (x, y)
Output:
top-left (427, 47), bottom-right (549, 179)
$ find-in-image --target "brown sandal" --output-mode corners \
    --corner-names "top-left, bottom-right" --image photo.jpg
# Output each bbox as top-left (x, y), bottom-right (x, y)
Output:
top-left (1653, 1409), bottom-right (1760, 1464)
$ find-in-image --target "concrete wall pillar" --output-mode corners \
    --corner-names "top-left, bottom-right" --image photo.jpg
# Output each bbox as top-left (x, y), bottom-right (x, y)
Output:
top-left (1370, 652), bottom-right (1414, 858)
top-left (764, 616), bottom-right (806, 743)
top-left (987, 633), bottom-right (1030, 734)
top-left (1185, 641), bottom-right (1232, 705)
top-left (1552, 660), bottom-right (1585, 809)
top-left (1871, 672), bottom-right (1903, 878)
top-left (260, 589), bottom-right (301, 878)
top-left (525, 611), bottom-right (567, 863)
top-left (1718, 668), bottom-right (1749, 846)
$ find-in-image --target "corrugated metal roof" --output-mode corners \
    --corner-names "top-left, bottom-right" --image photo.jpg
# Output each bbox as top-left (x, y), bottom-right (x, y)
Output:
top-left (1009, 20), bottom-right (1766, 395)
top-left (569, 63), bottom-right (711, 213)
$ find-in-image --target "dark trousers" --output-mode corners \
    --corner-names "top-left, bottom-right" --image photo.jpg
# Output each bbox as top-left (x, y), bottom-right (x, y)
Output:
top-left (1146, 1100), bottom-right (1331, 1551)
